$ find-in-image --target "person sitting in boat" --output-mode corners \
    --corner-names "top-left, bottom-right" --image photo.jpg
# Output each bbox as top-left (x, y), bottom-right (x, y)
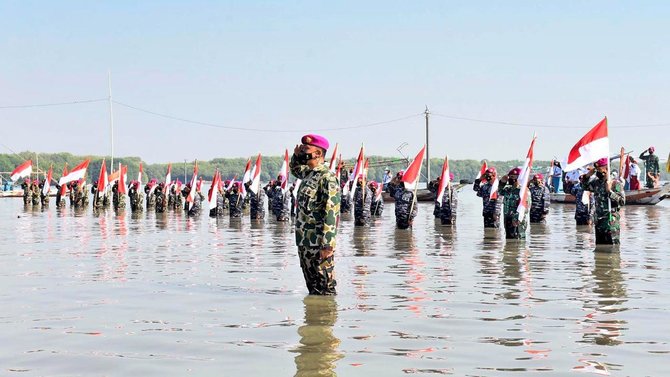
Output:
top-left (639, 146), bottom-right (660, 188)
top-left (528, 173), bottom-right (550, 223)
top-left (582, 158), bottom-right (625, 245)
top-left (473, 167), bottom-right (502, 228)
top-left (571, 174), bottom-right (595, 225)
top-left (628, 157), bottom-right (641, 190)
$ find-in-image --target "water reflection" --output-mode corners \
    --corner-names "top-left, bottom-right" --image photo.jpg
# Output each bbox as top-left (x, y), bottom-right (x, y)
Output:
top-left (293, 295), bottom-right (342, 377)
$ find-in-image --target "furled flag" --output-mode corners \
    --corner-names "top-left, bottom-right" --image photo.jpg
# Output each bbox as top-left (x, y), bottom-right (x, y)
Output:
top-left (475, 160), bottom-right (488, 180)
top-left (249, 154), bottom-right (262, 194)
top-left (97, 159), bottom-right (108, 198)
top-left (489, 175), bottom-right (499, 200)
top-left (118, 164), bottom-right (127, 194)
top-left (165, 163), bottom-right (172, 186)
top-left (516, 135), bottom-right (537, 221)
top-left (328, 143), bottom-right (339, 173)
top-left (335, 154), bottom-right (342, 183)
top-left (435, 156), bottom-right (450, 205)
top-left (622, 154), bottom-right (630, 181)
top-left (279, 149), bottom-right (290, 193)
top-left (186, 161), bottom-right (199, 210)
top-left (292, 178), bottom-right (302, 212)
top-left (197, 176), bottom-right (203, 193)
top-left (347, 145), bottom-right (365, 200)
top-left (373, 181), bottom-right (383, 203)
top-left (209, 170), bottom-right (221, 210)
top-left (42, 165), bottom-right (53, 196)
top-left (401, 145), bottom-right (426, 191)
top-left (10, 160), bottom-right (32, 182)
top-left (138, 162), bottom-right (143, 185)
top-left (242, 158), bottom-right (252, 184)
top-left (59, 164), bottom-right (69, 196)
top-left (565, 117), bottom-right (609, 171)
top-left (59, 159), bottom-right (90, 185)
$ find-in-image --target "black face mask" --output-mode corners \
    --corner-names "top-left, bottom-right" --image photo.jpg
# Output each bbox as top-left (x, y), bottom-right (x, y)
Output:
top-left (508, 178), bottom-right (517, 185)
top-left (596, 171), bottom-right (605, 179)
top-left (296, 151), bottom-right (315, 164)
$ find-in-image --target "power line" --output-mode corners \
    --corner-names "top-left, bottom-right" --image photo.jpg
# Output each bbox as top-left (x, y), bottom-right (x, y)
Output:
top-left (0, 98), bottom-right (107, 109)
top-left (113, 100), bottom-right (422, 133)
top-left (432, 112), bottom-right (670, 129)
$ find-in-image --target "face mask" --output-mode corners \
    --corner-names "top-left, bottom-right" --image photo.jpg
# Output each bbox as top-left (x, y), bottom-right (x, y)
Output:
top-left (508, 178), bottom-right (517, 185)
top-left (596, 171), bottom-right (605, 179)
top-left (296, 151), bottom-right (315, 164)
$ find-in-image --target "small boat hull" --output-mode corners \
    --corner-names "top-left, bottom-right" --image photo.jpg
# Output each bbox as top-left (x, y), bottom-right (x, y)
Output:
top-left (550, 183), bottom-right (670, 205)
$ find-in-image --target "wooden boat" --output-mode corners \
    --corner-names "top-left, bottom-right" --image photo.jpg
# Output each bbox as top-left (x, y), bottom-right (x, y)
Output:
top-left (381, 184), bottom-right (468, 203)
top-left (550, 183), bottom-right (670, 205)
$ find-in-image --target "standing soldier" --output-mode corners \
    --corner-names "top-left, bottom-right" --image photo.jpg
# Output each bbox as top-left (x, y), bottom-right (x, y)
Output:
top-left (263, 180), bottom-right (275, 214)
top-left (571, 174), bottom-right (595, 225)
top-left (30, 179), bottom-right (41, 206)
top-left (528, 173), bottom-right (551, 223)
top-left (499, 167), bottom-right (529, 239)
top-left (437, 173), bottom-right (458, 226)
top-left (340, 181), bottom-right (353, 214)
top-left (55, 183), bottom-right (66, 209)
top-left (247, 182), bottom-right (266, 220)
top-left (39, 178), bottom-right (50, 207)
top-left (116, 183), bottom-right (127, 211)
top-left (155, 182), bottom-right (166, 213)
top-left (90, 182), bottom-right (100, 209)
top-left (639, 146), bottom-right (660, 188)
top-left (145, 179), bottom-right (157, 211)
top-left (473, 167), bottom-right (502, 228)
top-left (582, 158), bottom-right (626, 245)
top-left (353, 177), bottom-right (372, 226)
top-left (129, 181), bottom-right (144, 213)
top-left (369, 181), bottom-right (384, 217)
top-left (291, 134), bottom-right (340, 295)
top-left (21, 178), bottom-right (32, 206)
top-left (227, 182), bottom-right (244, 218)
top-left (111, 181), bottom-right (120, 209)
top-left (389, 171), bottom-right (418, 229)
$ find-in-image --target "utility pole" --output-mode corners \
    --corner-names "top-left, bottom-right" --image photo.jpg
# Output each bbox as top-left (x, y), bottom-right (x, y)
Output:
top-left (108, 70), bottom-right (115, 171)
top-left (425, 106), bottom-right (430, 188)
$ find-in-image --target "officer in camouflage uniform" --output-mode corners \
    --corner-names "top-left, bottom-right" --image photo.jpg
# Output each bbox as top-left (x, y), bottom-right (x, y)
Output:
top-left (30, 180), bottom-right (40, 206)
top-left (73, 180), bottom-right (87, 209)
top-left (528, 173), bottom-right (551, 223)
top-left (226, 183), bottom-right (244, 218)
top-left (473, 167), bottom-right (502, 228)
top-left (155, 183), bottom-right (166, 213)
top-left (499, 167), bottom-right (529, 239)
top-left (369, 181), bottom-right (384, 217)
top-left (291, 134), bottom-right (341, 295)
top-left (145, 179), bottom-right (157, 210)
top-left (436, 173), bottom-right (458, 225)
top-left (246, 182), bottom-right (266, 220)
top-left (39, 178), bottom-right (49, 207)
top-left (571, 174), bottom-right (595, 225)
top-left (116, 182), bottom-right (127, 211)
top-left (389, 172), bottom-right (418, 229)
top-left (353, 177), bottom-right (372, 226)
top-left (21, 178), bottom-right (31, 206)
top-left (129, 181), bottom-right (144, 213)
top-left (639, 146), bottom-right (660, 188)
top-left (271, 179), bottom-right (290, 221)
top-left (173, 182), bottom-right (184, 211)
top-left (582, 158), bottom-right (626, 245)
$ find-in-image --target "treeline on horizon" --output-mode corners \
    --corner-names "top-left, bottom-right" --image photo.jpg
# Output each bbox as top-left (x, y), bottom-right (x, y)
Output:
top-left (1, 151), bottom-right (668, 184)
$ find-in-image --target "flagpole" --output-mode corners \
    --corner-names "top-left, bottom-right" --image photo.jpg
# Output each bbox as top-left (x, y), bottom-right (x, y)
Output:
top-left (108, 70), bottom-right (115, 170)
top-left (424, 106), bottom-right (430, 189)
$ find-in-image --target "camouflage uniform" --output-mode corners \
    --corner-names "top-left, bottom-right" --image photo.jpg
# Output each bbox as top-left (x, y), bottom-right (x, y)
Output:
top-left (528, 183), bottom-right (551, 223)
top-left (437, 185), bottom-right (458, 225)
top-left (145, 183), bottom-right (156, 210)
top-left (155, 184), bottom-right (166, 213)
top-left (371, 198), bottom-right (384, 217)
top-left (31, 182), bottom-right (40, 206)
top-left (174, 187), bottom-right (184, 211)
top-left (226, 190), bottom-right (244, 218)
top-left (39, 180), bottom-right (49, 207)
top-left (210, 190), bottom-right (225, 217)
top-left (582, 176), bottom-right (625, 245)
top-left (570, 182), bottom-right (594, 225)
top-left (340, 182), bottom-right (352, 214)
top-left (264, 182), bottom-right (275, 213)
top-left (639, 150), bottom-right (660, 188)
top-left (117, 191), bottom-right (127, 210)
top-left (73, 182), bottom-right (87, 208)
top-left (21, 181), bottom-right (31, 205)
top-left (473, 179), bottom-right (502, 228)
top-left (185, 189), bottom-right (202, 217)
top-left (353, 182), bottom-right (372, 226)
top-left (391, 184), bottom-right (418, 229)
top-left (274, 190), bottom-right (291, 221)
top-left (499, 184), bottom-right (528, 239)
top-left (112, 182), bottom-right (120, 209)
top-left (291, 155), bottom-right (341, 295)
top-left (249, 188), bottom-right (266, 220)
top-left (55, 184), bottom-right (66, 209)
top-left (129, 184), bottom-right (144, 213)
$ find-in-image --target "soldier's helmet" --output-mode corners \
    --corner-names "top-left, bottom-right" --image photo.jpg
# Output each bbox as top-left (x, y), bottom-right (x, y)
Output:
top-left (508, 167), bottom-right (522, 176)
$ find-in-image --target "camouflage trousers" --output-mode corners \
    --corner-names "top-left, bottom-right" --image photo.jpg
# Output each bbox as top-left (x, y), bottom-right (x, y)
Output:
top-left (595, 213), bottom-right (620, 245)
top-left (298, 247), bottom-right (337, 295)
top-left (575, 213), bottom-right (593, 226)
top-left (504, 215), bottom-right (527, 239)
top-left (529, 210), bottom-right (547, 223)
top-left (483, 212), bottom-right (500, 228)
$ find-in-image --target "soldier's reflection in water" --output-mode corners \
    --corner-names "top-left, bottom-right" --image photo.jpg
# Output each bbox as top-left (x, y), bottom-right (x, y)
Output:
top-left (293, 295), bottom-right (343, 377)
top-left (500, 241), bottom-right (523, 301)
top-left (352, 225), bottom-right (371, 257)
top-left (583, 252), bottom-right (627, 346)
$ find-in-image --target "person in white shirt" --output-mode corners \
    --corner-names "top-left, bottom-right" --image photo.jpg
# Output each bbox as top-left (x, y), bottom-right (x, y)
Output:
top-left (628, 157), bottom-right (640, 190)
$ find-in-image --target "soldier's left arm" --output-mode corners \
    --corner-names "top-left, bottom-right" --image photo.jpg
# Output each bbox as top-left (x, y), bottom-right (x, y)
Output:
top-left (320, 173), bottom-right (341, 251)
top-left (609, 182), bottom-right (625, 206)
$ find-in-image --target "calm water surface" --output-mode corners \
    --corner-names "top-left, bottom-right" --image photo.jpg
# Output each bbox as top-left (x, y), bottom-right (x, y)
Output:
top-left (1, 192), bottom-right (669, 376)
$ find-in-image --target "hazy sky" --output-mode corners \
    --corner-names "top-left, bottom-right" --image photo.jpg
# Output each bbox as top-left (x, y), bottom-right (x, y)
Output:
top-left (1, 1), bottom-right (669, 163)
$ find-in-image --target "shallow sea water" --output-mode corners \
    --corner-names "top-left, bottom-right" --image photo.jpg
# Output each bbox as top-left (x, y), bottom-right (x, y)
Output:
top-left (1, 191), bottom-right (669, 376)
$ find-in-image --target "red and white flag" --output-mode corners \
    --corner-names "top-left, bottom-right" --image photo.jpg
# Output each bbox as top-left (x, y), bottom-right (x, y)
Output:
top-left (209, 170), bottom-right (221, 210)
top-left (242, 158), bottom-right (252, 184)
top-left (347, 146), bottom-right (365, 199)
top-left (59, 159), bottom-right (90, 185)
top-left (401, 145), bottom-right (426, 191)
top-left (517, 135), bottom-right (537, 221)
top-left (373, 181), bottom-right (383, 202)
top-left (565, 117), bottom-right (609, 171)
top-left (118, 164), bottom-right (127, 194)
top-left (622, 155), bottom-right (630, 180)
top-left (279, 149), bottom-right (290, 193)
top-left (138, 162), bottom-right (143, 185)
top-left (10, 160), bottom-right (32, 182)
top-left (59, 164), bottom-right (69, 196)
top-left (435, 156), bottom-right (450, 204)
top-left (165, 163), bottom-right (172, 186)
top-left (226, 175), bottom-right (238, 191)
top-left (328, 143), bottom-right (339, 173)
top-left (42, 165), bottom-right (53, 196)
top-left (489, 177), bottom-right (499, 200)
top-left (97, 160), bottom-right (108, 198)
top-left (249, 154), bottom-right (262, 194)
top-left (476, 160), bottom-right (488, 180)
top-left (196, 176), bottom-right (203, 193)
top-left (186, 162), bottom-right (199, 209)
top-left (363, 158), bottom-right (369, 179)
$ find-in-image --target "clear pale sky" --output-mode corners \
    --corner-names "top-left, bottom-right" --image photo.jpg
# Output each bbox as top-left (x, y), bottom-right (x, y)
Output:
top-left (1, 1), bottom-right (669, 163)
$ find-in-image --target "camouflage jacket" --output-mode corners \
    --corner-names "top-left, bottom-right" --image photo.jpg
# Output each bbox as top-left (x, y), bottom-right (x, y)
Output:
top-left (473, 179), bottom-right (501, 215)
top-left (353, 184), bottom-right (373, 223)
top-left (499, 184), bottom-right (528, 218)
top-left (290, 155), bottom-right (341, 250)
top-left (529, 184), bottom-right (550, 214)
top-left (249, 189), bottom-right (266, 219)
top-left (570, 183), bottom-right (594, 219)
top-left (639, 152), bottom-right (660, 175)
top-left (437, 185), bottom-right (458, 219)
top-left (582, 177), bottom-right (625, 221)
top-left (391, 185), bottom-right (418, 225)
top-left (226, 191), bottom-right (244, 217)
